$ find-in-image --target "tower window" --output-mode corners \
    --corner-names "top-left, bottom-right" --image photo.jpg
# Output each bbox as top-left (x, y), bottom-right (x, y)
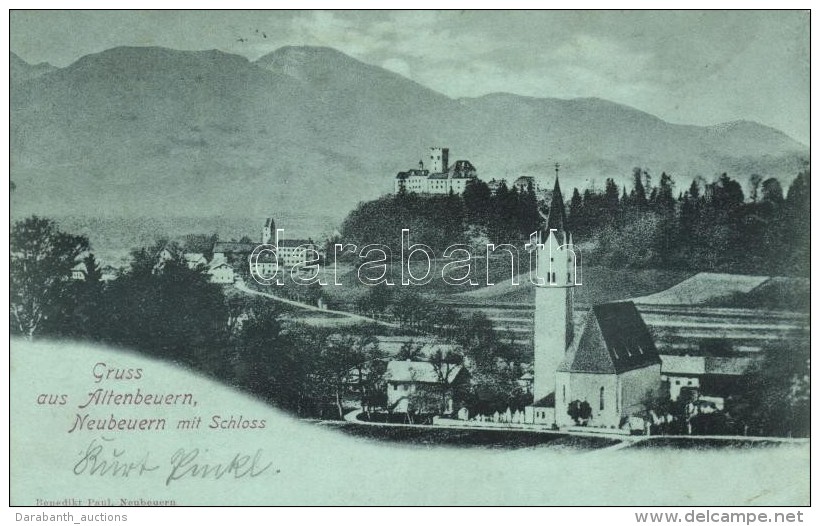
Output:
top-left (600, 386), bottom-right (605, 411)
top-left (562, 385), bottom-right (566, 403)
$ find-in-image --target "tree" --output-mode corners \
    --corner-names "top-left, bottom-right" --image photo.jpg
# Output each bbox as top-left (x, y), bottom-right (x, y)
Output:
top-left (429, 348), bottom-right (465, 414)
top-left (52, 253), bottom-right (106, 340)
top-left (748, 174), bottom-right (763, 203)
top-left (760, 178), bottom-right (785, 206)
top-left (604, 178), bottom-right (620, 218)
top-left (711, 173), bottom-right (745, 209)
top-left (101, 255), bottom-right (228, 370)
top-left (345, 336), bottom-right (385, 417)
top-left (655, 172), bottom-right (676, 213)
top-left (10, 216), bottom-right (89, 338)
top-left (567, 399), bottom-right (592, 425)
top-left (727, 342), bottom-right (810, 437)
top-left (463, 178), bottom-right (492, 227)
top-left (396, 340), bottom-right (424, 361)
top-left (632, 167), bottom-right (648, 208)
top-left (568, 188), bottom-right (584, 234)
top-left (783, 168), bottom-right (810, 276)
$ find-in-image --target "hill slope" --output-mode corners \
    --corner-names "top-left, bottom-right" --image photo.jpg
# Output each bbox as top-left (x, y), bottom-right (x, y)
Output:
top-left (10, 51), bottom-right (57, 84)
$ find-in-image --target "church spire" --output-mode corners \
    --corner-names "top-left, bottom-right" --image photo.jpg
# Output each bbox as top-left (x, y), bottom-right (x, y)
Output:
top-left (545, 166), bottom-right (568, 237)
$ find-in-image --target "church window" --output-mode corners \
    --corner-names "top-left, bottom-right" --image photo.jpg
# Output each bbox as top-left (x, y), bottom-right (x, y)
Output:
top-left (551, 272), bottom-right (556, 283)
top-left (600, 386), bottom-right (605, 411)
top-left (562, 385), bottom-right (566, 403)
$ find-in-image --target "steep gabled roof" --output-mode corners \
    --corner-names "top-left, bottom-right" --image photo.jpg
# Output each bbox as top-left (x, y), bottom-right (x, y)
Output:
top-left (545, 176), bottom-right (568, 236)
top-left (559, 301), bottom-right (660, 374)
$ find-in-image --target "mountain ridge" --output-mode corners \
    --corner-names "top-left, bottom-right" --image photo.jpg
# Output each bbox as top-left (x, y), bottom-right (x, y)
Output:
top-left (10, 45), bottom-right (808, 221)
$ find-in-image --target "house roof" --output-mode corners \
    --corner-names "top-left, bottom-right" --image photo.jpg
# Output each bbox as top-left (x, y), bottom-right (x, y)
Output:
top-left (209, 261), bottom-right (233, 271)
top-left (213, 241), bottom-right (257, 254)
top-left (531, 392), bottom-right (555, 408)
top-left (184, 253), bottom-right (207, 263)
top-left (559, 301), bottom-right (661, 374)
top-left (396, 169), bottom-right (429, 179)
top-left (280, 239), bottom-right (314, 247)
top-left (385, 360), bottom-right (465, 384)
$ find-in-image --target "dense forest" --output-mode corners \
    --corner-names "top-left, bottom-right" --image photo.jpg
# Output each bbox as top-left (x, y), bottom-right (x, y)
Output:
top-left (341, 168), bottom-right (810, 276)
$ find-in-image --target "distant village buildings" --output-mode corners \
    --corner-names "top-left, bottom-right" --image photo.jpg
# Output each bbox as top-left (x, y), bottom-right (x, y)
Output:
top-left (394, 147), bottom-right (477, 195)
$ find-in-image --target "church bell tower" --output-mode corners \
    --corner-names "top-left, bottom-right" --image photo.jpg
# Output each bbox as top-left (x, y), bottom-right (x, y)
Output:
top-left (261, 217), bottom-right (276, 245)
top-left (532, 172), bottom-right (578, 404)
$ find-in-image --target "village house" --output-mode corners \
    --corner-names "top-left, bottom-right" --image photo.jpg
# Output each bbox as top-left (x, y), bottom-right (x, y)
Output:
top-left (278, 239), bottom-right (321, 271)
top-left (207, 261), bottom-right (236, 284)
top-left (100, 264), bottom-right (119, 282)
top-left (71, 262), bottom-right (86, 280)
top-left (384, 360), bottom-right (470, 415)
top-left (486, 178), bottom-right (506, 193)
top-left (512, 175), bottom-right (538, 193)
top-left (184, 252), bottom-right (208, 269)
top-left (152, 246), bottom-right (177, 273)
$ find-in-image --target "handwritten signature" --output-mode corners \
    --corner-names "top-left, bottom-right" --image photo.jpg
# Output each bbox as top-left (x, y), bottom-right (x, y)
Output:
top-left (74, 438), bottom-right (274, 486)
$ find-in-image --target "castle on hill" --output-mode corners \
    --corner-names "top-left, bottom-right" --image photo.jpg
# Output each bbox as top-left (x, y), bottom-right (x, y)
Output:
top-left (394, 147), bottom-right (477, 195)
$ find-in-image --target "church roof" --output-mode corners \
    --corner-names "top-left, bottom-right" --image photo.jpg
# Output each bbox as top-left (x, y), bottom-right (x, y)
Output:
top-left (544, 176), bottom-right (568, 237)
top-left (558, 301), bottom-right (660, 375)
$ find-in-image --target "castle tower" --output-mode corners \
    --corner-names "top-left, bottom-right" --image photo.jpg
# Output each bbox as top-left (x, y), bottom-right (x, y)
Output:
top-left (429, 147), bottom-right (449, 173)
top-left (532, 175), bottom-right (578, 404)
top-left (261, 218), bottom-right (276, 245)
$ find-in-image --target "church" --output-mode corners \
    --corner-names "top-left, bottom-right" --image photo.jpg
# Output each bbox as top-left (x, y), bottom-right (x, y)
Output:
top-left (526, 176), bottom-right (662, 429)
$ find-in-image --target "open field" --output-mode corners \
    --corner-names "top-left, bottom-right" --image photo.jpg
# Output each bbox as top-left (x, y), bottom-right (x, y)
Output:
top-left (318, 421), bottom-right (618, 450)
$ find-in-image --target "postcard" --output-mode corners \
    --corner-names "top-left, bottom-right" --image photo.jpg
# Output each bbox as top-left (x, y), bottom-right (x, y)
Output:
top-left (9, 10), bottom-right (810, 506)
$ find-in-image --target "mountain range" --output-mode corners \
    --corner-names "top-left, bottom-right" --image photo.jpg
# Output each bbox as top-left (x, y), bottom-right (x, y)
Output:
top-left (10, 46), bottom-right (808, 221)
